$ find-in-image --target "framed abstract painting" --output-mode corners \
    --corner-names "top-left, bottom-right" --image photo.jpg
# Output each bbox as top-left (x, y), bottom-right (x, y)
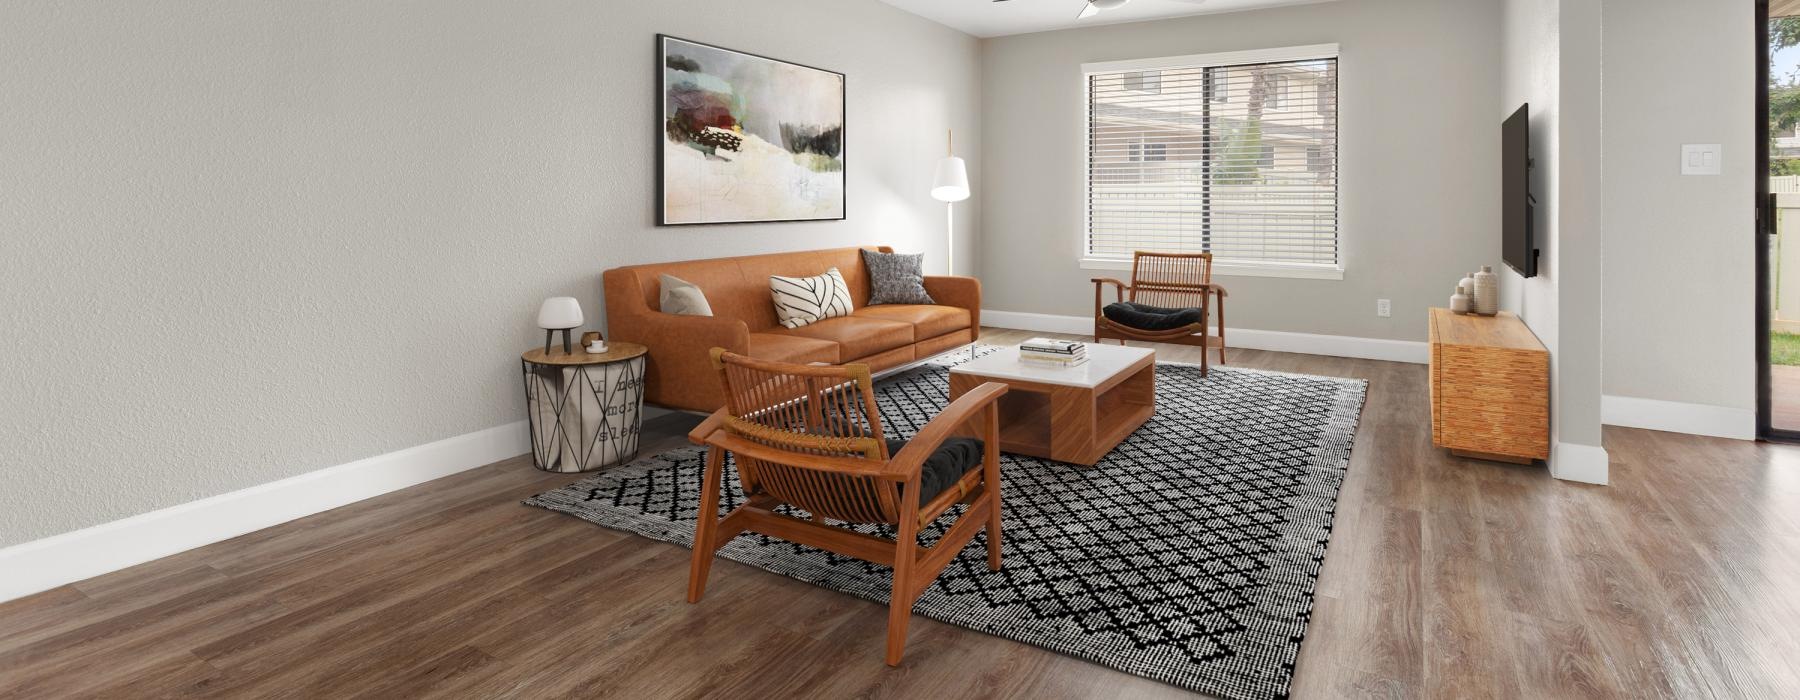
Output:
top-left (658, 35), bottom-right (846, 226)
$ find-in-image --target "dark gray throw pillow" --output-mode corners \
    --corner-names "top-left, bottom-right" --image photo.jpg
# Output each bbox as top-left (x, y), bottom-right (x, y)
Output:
top-left (862, 249), bottom-right (935, 305)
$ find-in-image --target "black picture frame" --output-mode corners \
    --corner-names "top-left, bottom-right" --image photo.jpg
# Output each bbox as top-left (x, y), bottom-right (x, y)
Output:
top-left (657, 34), bottom-right (847, 226)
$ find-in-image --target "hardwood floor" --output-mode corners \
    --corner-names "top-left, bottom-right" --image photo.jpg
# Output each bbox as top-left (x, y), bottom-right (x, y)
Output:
top-left (5, 327), bottom-right (1800, 698)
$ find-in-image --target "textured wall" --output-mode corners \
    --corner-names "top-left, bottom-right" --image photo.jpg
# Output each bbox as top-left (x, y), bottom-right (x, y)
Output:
top-left (0, 0), bottom-right (980, 547)
top-left (975, 0), bottom-right (1504, 342)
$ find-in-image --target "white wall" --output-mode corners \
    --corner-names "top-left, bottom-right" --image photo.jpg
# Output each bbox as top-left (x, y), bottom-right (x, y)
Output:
top-left (1600, 0), bottom-right (1755, 421)
top-left (1555, 0), bottom-right (1605, 460)
top-left (1500, 0), bottom-right (1561, 423)
top-left (0, 0), bottom-right (980, 548)
top-left (975, 0), bottom-right (1503, 343)
top-left (1498, 0), bottom-right (1605, 479)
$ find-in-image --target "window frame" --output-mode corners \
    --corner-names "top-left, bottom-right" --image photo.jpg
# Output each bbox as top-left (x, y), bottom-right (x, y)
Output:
top-left (1079, 43), bottom-right (1342, 280)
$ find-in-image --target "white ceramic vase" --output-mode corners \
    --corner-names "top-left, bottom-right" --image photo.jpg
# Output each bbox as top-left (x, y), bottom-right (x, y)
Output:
top-left (1450, 284), bottom-right (1472, 314)
top-left (1474, 266), bottom-right (1498, 316)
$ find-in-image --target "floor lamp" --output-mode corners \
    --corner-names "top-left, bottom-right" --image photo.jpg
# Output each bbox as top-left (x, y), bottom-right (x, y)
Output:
top-left (931, 130), bottom-right (970, 276)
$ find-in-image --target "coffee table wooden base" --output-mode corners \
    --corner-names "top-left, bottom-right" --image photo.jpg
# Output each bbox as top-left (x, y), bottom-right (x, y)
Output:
top-left (948, 358), bottom-right (1155, 466)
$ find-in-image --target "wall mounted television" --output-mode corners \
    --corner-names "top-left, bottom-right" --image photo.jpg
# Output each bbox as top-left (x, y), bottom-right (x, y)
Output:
top-left (1503, 103), bottom-right (1538, 278)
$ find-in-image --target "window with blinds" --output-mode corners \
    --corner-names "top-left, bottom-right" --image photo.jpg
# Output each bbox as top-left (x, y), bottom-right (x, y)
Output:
top-left (1085, 47), bottom-right (1340, 274)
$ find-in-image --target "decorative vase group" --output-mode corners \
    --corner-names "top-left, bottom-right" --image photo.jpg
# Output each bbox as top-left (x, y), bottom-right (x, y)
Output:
top-left (1450, 266), bottom-right (1499, 316)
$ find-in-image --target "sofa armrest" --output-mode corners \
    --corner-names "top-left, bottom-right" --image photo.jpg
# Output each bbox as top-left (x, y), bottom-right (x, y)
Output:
top-left (923, 275), bottom-right (981, 337)
top-left (612, 312), bottom-right (750, 412)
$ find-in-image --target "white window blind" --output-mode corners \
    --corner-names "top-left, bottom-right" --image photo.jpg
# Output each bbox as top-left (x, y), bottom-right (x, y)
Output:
top-left (1085, 47), bottom-right (1339, 273)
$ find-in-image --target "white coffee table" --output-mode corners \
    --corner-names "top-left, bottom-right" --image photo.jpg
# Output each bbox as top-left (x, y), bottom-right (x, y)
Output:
top-left (948, 344), bottom-right (1155, 466)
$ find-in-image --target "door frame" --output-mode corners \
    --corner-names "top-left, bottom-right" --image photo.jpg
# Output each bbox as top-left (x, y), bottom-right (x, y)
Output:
top-left (1758, 0), bottom-right (1800, 440)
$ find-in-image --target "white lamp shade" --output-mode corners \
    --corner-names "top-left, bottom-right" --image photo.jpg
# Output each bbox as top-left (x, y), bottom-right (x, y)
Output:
top-left (931, 156), bottom-right (970, 202)
top-left (536, 297), bottom-right (584, 330)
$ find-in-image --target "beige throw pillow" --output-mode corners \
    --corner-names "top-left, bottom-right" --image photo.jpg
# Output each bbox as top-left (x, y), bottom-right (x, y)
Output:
top-left (658, 274), bottom-right (713, 316)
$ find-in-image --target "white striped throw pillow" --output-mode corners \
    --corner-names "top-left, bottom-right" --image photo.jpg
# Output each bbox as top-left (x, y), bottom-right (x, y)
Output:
top-left (770, 267), bottom-right (854, 329)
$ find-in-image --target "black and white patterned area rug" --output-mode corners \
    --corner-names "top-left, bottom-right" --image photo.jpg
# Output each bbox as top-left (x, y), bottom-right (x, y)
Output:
top-left (525, 349), bottom-right (1366, 700)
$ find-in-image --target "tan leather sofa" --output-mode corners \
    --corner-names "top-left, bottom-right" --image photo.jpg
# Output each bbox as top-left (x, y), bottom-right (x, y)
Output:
top-left (603, 246), bottom-right (981, 412)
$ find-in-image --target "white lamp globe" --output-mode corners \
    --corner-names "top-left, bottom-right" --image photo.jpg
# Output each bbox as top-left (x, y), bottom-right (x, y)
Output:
top-left (931, 156), bottom-right (970, 202)
top-left (536, 297), bottom-right (584, 330)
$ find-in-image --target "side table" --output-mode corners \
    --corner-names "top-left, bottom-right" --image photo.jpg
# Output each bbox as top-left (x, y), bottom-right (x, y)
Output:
top-left (521, 342), bottom-right (648, 473)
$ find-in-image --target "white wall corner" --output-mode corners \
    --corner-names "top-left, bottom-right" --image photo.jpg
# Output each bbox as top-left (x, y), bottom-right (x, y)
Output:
top-left (1600, 395), bottom-right (1756, 441)
top-left (982, 309), bottom-right (1429, 364)
top-left (1550, 441), bottom-right (1610, 485)
top-left (0, 421), bottom-right (530, 604)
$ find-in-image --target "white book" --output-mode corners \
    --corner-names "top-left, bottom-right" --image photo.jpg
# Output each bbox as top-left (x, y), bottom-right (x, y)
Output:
top-left (1021, 349), bottom-right (1085, 361)
top-left (1019, 354), bottom-right (1089, 367)
top-left (1020, 337), bottom-right (1084, 354)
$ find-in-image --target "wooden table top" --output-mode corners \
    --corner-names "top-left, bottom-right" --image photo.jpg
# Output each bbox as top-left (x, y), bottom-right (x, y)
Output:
top-left (522, 342), bottom-right (647, 366)
top-left (1428, 308), bottom-right (1545, 352)
top-left (951, 344), bottom-right (1154, 389)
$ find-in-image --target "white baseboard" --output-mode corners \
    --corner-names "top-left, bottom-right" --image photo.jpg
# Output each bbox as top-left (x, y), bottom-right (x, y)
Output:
top-left (982, 310), bottom-right (1095, 336)
top-left (0, 421), bottom-right (530, 604)
top-left (1601, 395), bottom-right (1756, 440)
top-left (982, 309), bottom-right (1429, 364)
top-left (1550, 441), bottom-right (1610, 484)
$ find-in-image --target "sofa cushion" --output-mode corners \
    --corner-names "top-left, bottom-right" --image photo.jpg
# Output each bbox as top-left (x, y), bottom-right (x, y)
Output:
top-left (914, 328), bottom-right (974, 359)
top-left (747, 332), bottom-right (840, 366)
top-left (852, 305), bottom-right (971, 340)
top-left (775, 316), bottom-right (913, 361)
top-left (737, 249), bottom-right (877, 328)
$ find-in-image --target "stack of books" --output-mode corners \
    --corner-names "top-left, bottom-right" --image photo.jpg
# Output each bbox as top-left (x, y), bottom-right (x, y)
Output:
top-left (1019, 337), bottom-right (1088, 367)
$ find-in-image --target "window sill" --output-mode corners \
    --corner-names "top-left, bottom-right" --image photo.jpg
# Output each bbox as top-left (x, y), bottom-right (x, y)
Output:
top-left (1080, 258), bottom-right (1344, 281)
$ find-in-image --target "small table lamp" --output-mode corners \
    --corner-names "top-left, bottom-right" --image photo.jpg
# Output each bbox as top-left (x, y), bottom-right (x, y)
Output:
top-left (537, 297), bottom-right (584, 354)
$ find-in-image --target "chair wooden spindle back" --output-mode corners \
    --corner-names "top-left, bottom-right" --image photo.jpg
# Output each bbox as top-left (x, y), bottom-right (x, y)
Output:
top-left (711, 350), bottom-right (898, 523)
top-left (1129, 251), bottom-right (1213, 309)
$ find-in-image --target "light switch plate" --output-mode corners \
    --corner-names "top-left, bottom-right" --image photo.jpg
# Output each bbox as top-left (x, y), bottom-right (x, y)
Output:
top-left (1682, 144), bottom-right (1722, 175)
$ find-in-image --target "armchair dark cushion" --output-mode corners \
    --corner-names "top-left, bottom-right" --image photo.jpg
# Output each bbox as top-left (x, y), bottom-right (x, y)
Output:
top-left (1102, 301), bottom-right (1204, 331)
top-left (886, 437), bottom-right (984, 505)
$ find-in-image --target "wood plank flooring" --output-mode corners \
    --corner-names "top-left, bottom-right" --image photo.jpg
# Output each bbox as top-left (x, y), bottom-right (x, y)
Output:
top-left (4, 327), bottom-right (1800, 698)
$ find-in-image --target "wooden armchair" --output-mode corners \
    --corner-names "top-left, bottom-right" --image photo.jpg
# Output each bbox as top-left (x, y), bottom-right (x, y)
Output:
top-left (1092, 251), bottom-right (1229, 376)
top-left (685, 349), bottom-right (1009, 666)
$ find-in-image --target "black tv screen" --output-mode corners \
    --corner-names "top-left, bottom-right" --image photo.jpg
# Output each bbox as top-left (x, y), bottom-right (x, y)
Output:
top-left (1502, 104), bottom-right (1537, 277)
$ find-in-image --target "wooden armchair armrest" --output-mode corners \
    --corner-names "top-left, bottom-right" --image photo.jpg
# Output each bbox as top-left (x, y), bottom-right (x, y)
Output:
top-left (687, 407), bottom-right (729, 446)
top-left (1208, 282), bottom-right (1229, 298)
top-left (885, 382), bottom-right (1009, 479)
top-left (1091, 277), bottom-right (1130, 310)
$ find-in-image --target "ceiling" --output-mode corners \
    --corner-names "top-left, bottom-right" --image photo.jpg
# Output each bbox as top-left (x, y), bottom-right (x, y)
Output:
top-left (877, 0), bottom-right (1340, 38)
top-left (1779, 0), bottom-right (1800, 19)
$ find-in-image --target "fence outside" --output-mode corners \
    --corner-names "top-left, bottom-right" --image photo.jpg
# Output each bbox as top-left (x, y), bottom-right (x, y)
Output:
top-left (1777, 192), bottom-right (1800, 333)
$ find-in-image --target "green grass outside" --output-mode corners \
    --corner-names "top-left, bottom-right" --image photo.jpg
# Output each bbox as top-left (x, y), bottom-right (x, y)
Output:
top-left (1775, 332), bottom-right (1800, 366)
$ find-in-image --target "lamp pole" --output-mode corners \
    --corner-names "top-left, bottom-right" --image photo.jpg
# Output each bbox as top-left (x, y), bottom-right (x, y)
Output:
top-left (932, 129), bottom-right (971, 276)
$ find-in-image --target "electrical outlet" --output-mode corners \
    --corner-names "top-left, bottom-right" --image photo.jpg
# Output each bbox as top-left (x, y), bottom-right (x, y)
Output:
top-left (1377, 299), bottom-right (1392, 318)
